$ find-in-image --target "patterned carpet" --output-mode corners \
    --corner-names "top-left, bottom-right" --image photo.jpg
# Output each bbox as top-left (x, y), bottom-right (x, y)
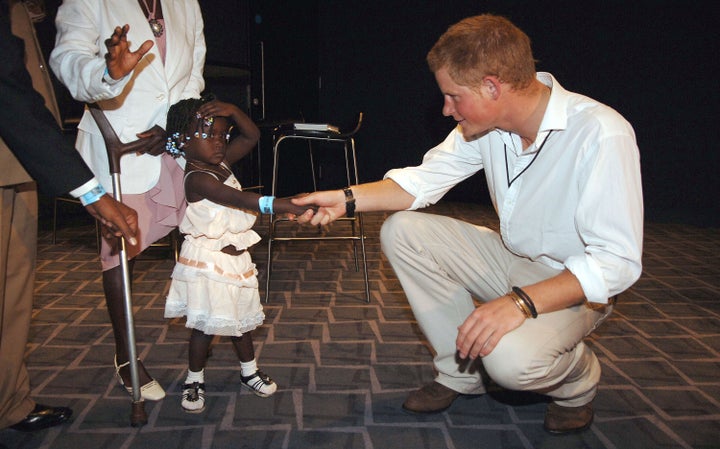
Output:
top-left (1, 201), bottom-right (718, 449)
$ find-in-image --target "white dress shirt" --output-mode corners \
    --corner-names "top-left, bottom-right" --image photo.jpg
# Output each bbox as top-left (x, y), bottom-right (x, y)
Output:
top-left (385, 73), bottom-right (643, 304)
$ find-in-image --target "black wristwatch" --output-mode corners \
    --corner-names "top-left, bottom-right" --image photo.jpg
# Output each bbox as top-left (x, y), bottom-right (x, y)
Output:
top-left (343, 187), bottom-right (355, 218)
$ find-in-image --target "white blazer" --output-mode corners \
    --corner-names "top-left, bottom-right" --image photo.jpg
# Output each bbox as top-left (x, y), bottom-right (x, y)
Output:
top-left (50, 0), bottom-right (206, 194)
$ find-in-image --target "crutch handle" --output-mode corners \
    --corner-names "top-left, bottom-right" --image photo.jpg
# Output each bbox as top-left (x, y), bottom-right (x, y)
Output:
top-left (87, 104), bottom-right (161, 175)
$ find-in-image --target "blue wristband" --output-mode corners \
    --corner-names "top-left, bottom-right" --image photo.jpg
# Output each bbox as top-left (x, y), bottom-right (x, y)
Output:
top-left (79, 184), bottom-right (107, 206)
top-left (258, 196), bottom-right (275, 214)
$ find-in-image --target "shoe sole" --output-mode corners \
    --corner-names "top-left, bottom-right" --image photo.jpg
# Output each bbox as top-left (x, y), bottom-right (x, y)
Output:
top-left (543, 420), bottom-right (593, 435)
top-left (241, 383), bottom-right (273, 398)
top-left (182, 405), bottom-right (206, 414)
top-left (401, 403), bottom-right (453, 415)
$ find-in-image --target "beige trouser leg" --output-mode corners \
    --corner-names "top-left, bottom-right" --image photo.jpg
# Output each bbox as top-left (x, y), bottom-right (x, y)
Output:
top-left (0, 183), bottom-right (37, 428)
top-left (380, 211), bottom-right (612, 407)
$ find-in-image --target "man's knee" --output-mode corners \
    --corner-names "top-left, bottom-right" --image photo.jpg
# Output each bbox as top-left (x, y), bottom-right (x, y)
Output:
top-left (482, 340), bottom-right (560, 392)
top-left (483, 354), bottom-right (535, 391)
top-left (380, 211), bottom-right (421, 257)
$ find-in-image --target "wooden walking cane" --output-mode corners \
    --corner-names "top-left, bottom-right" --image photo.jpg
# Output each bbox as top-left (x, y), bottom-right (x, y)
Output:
top-left (88, 104), bottom-right (163, 426)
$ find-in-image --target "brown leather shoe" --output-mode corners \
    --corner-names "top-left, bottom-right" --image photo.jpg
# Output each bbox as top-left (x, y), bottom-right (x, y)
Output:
top-left (402, 381), bottom-right (459, 414)
top-left (543, 402), bottom-right (594, 434)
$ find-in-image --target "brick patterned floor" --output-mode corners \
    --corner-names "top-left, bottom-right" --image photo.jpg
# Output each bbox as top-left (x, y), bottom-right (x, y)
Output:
top-left (1, 202), bottom-right (718, 449)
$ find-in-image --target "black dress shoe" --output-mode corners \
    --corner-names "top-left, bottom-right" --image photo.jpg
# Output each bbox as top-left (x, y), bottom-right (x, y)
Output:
top-left (9, 403), bottom-right (72, 432)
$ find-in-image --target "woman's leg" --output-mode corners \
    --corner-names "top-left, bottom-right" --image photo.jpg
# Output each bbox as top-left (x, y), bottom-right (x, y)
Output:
top-left (102, 260), bottom-right (154, 386)
top-left (102, 156), bottom-right (185, 392)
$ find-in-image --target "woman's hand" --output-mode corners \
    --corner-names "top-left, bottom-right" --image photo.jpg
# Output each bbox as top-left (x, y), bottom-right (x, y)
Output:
top-left (135, 125), bottom-right (167, 156)
top-left (104, 25), bottom-right (153, 80)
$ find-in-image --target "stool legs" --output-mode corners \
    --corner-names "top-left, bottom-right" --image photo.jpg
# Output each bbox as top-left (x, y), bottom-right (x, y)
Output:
top-left (263, 133), bottom-right (370, 303)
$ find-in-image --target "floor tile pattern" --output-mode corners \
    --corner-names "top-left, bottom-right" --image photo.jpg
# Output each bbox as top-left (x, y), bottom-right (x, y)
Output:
top-left (1, 202), bottom-right (718, 449)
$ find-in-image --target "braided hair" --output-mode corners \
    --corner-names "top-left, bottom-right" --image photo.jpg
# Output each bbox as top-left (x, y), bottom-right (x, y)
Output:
top-left (165, 93), bottom-right (216, 157)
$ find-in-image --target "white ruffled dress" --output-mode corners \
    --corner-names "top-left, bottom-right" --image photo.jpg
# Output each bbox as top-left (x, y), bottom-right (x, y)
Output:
top-left (165, 170), bottom-right (264, 336)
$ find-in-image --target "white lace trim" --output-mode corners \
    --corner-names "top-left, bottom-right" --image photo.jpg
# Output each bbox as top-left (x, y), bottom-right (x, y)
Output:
top-left (166, 305), bottom-right (265, 336)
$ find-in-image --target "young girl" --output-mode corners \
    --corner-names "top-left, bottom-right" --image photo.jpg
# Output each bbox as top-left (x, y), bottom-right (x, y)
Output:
top-left (164, 95), bottom-right (311, 413)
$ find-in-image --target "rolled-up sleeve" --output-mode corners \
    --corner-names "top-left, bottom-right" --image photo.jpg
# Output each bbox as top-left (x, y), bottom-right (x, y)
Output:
top-left (565, 131), bottom-right (644, 303)
top-left (385, 128), bottom-right (483, 210)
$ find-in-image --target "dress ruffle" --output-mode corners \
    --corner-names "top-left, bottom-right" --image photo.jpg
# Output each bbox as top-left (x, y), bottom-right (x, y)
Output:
top-left (149, 153), bottom-right (187, 228)
top-left (164, 170), bottom-right (264, 337)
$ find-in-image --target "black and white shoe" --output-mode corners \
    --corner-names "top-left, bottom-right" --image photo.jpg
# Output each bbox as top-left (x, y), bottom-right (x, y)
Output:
top-left (181, 382), bottom-right (206, 413)
top-left (240, 370), bottom-right (277, 397)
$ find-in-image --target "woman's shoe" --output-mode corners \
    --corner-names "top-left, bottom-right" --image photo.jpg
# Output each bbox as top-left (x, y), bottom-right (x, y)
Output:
top-left (114, 355), bottom-right (166, 401)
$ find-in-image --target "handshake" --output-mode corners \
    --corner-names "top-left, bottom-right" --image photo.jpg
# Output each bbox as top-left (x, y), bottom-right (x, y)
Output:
top-left (266, 188), bottom-right (355, 227)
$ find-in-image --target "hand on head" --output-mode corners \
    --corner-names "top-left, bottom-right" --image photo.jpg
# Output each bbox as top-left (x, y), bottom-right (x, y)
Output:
top-left (104, 24), bottom-right (154, 80)
top-left (195, 100), bottom-right (239, 120)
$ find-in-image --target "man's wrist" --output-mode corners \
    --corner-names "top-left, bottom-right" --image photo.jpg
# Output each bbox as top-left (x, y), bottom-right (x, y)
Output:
top-left (79, 184), bottom-right (107, 206)
top-left (343, 187), bottom-right (355, 218)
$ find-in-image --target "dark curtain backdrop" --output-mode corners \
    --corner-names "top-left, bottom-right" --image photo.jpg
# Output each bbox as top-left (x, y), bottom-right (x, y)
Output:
top-left (315, 1), bottom-right (719, 227)
top-left (44, 0), bottom-right (718, 226)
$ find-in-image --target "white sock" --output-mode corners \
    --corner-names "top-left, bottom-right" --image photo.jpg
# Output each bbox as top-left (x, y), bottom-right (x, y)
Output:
top-left (240, 359), bottom-right (258, 377)
top-left (185, 368), bottom-right (204, 384)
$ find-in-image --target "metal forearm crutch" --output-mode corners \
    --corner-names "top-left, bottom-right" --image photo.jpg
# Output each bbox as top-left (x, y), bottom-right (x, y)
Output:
top-left (88, 104), bottom-right (161, 427)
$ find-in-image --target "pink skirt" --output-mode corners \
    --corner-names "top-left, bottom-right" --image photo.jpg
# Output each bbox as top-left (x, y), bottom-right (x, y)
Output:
top-left (100, 153), bottom-right (186, 271)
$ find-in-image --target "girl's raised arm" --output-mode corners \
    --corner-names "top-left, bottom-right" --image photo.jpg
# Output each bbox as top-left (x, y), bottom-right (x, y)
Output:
top-left (195, 100), bottom-right (260, 165)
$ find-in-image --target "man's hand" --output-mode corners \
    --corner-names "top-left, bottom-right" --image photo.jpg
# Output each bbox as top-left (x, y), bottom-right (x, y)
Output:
top-left (292, 190), bottom-right (346, 226)
top-left (84, 194), bottom-right (138, 245)
top-left (104, 24), bottom-right (153, 80)
top-left (455, 295), bottom-right (526, 359)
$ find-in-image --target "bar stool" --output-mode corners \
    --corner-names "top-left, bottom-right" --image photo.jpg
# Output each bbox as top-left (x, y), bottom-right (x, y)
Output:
top-left (264, 113), bottom-right (370, 303)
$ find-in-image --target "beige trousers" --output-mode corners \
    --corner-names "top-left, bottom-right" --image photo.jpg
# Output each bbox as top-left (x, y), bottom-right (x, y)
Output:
top-left (0, 183), bottom-right (38, 428)
top-left (380, 211), bottom-right (612, 407)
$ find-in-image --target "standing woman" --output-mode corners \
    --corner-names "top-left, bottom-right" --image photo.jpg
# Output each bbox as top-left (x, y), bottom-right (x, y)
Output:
top-left (50, 0), bottom-right (206, 400)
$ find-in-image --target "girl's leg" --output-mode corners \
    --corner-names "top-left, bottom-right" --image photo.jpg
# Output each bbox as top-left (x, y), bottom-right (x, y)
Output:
top-left (230, 333), bottom-right (254, 363)
top-left (182, 330), bottom-right (212, 413)
top-left (232, 332), bottom-right (277, 397)
top-left (189, 329), bottom-right (213, 372)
